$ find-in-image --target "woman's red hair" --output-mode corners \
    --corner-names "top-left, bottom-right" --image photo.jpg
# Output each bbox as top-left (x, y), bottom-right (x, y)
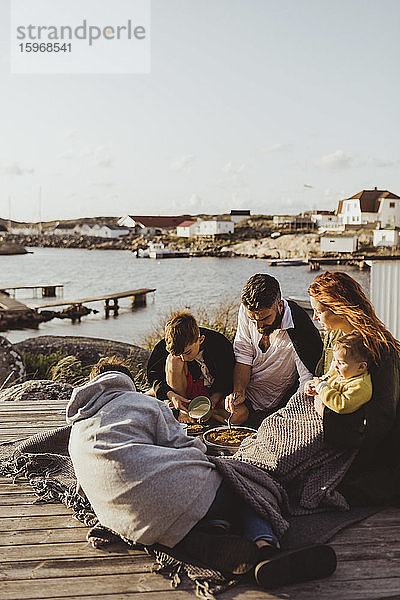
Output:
top-left (308, 271), bottom-right (400, 363)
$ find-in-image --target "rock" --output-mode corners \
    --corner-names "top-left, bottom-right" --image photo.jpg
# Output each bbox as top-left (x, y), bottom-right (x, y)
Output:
top-left (14, 335), bottom-right (150, 368)
top-left (0, 379), bottom-right (73, 402)
top-left (0, 336), bottom-right (26, 388)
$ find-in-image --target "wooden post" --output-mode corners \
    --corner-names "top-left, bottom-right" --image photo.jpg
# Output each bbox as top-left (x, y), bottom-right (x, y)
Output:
top-left (112, 298), bottom-right (119, 315)
top-left (131, 292), bottom-right (146, 309)
top-left (104, 299), bottom-right (110, 318)
top-left (42, 286), bottom-right (56, 297)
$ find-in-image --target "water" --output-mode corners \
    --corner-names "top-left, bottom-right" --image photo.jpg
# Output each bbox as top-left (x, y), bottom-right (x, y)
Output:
top-left (2, 247), bottom-right (370, 346)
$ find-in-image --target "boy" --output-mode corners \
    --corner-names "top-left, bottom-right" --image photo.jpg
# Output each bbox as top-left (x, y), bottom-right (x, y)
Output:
top-left (147, 311), bottom-right (235, 423)
top-left (305, 332), bottom-right (372, 416)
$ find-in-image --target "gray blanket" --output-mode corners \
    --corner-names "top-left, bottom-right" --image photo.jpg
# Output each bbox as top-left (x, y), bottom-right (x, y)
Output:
top-left (234, 391), bottom-right (357, 514)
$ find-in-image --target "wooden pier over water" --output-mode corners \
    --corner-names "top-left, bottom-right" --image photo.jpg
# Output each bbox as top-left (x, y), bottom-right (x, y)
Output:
top-left (1, 397), bottom-right (400, 600)
top-left (34, 288), bottom-right (156, 317)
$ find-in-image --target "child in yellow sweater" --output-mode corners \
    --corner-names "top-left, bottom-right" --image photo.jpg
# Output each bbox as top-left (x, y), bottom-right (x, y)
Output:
top-left (305, 332), bottom-right (372, 416)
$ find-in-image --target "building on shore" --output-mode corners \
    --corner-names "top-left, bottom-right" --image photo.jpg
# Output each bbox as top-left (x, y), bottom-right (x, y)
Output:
top-left (337, 188), bottom-right (400, 228)
top-left (273, 214), bottom-right (314, 230)
top-left (117, 215), bottom-right (191, 235)
top-left (320, 234), bottom-right (358, 253)
top-left (176, 218), bottom-right (234, 238)
top-left (230, 209), bottom-right (251, 224)
top-left (373, 228), bottom-right (400, 248)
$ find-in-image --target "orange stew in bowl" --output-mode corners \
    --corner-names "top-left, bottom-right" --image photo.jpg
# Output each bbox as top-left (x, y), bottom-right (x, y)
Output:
top-left (206, 429), bottom-right (254, 447)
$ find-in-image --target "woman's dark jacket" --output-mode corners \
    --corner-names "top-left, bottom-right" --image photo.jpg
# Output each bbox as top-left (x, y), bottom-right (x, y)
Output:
top-left (147, 328), bottom-right (235, 401)
top-left (322, 343), bottom-right (400, 505)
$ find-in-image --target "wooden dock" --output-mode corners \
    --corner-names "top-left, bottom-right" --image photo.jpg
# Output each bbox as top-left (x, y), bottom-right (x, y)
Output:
top-left (1, 398), bottom-right (400, 599)
top-left (0, 285), bottom-right (64, 298)
top-left (33, 288), bottom-right (156, 316)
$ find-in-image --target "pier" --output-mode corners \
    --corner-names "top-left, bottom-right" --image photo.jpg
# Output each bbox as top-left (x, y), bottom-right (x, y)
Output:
top-left (1, 397), bottom-right (400, 599)
top-left (0, 285), bottom-right (64, 298)
top-left (34, 288), bottom-right (156, 317)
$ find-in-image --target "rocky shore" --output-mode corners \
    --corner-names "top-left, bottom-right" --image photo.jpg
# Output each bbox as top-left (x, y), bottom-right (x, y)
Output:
top-left (2, 230), bottom-right (399, 261)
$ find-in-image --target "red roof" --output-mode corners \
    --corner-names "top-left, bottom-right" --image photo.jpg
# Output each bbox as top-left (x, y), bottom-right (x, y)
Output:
top-left (128, 215), bottom-right (192, 229)
top-left (177, 220), bottom-right (196, 227)
top-left (338, 189), bottom-right (400, 214)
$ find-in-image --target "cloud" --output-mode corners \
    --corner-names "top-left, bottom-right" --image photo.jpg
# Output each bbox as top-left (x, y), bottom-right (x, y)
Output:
top-left (58, 153), bottom-right (74, 161)
top-left (314, 150), bottom-right (353, 170)
top-left (366, 157), bottom-right (400, 168)
top-left (304, 183), bottom-right (314, 188)
top-left (260, 143), bottom-right (292, 154)
top-left (222, 162), bottom-right (246, 174)
top-left (170, 155), bottom-right (196, 171)
top-left (0, 162), bottom-right (34, 176)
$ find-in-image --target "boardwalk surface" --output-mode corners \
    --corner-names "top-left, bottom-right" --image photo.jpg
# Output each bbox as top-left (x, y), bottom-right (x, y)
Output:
top-left (1, 398), bottom-right (400, 600)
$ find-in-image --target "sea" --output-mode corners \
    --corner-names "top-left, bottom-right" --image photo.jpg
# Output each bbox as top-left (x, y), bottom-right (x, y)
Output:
top-left (2, 247), bottom-right (370, 347)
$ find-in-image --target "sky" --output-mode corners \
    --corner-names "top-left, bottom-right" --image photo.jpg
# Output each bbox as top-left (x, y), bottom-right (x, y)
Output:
top-left (0, 0), bottom-right (400, 221)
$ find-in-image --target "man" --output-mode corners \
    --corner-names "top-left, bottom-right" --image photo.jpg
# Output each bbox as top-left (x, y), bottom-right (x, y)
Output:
top-left (226, 274), bottom-right (323, 427)
top-left (147, 311), bottom-right (235, 423)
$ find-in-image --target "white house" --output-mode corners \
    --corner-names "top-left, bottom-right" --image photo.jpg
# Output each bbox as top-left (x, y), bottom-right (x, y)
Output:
top-left (310, 211), bottom-right (341, 231)
top-left (337, 188), bottom-right (400, 227)
top-left (373, 228), bottom-right (400, 248)
top-left (52, 223), bottom-right (77, 236)
top-left (196, 219), bottom-right (234, 237)
top-left (176, 220), bottom-right (198, 237)
top-left (230, 209), bottom-right (251, 224)
top-left (320, 234), bottom-right (358, 253)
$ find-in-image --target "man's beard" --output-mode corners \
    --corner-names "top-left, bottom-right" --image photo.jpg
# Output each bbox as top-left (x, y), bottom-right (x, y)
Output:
top-left (258, 309), bottom-right (283, 335)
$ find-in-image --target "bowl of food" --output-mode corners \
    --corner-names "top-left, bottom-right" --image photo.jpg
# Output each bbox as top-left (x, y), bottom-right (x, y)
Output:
top-left (203, 426), bottom-right (256, 455)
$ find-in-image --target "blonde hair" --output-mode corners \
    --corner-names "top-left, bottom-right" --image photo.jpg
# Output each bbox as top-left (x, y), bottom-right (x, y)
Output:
top-left (334, 332), bottom-right (371, 367)
top-left (309, 271), bottom-right (400, 363)
top-left (89, 356), bottom-right (134, 381)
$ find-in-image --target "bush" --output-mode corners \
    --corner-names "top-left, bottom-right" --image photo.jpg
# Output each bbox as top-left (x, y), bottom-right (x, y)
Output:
top-left (21, 349), bottom-right (68, 380)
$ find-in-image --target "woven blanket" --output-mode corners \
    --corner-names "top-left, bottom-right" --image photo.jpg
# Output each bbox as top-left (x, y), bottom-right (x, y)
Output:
top-left (0, 396), bottom-right (376, 599)
top-left (234, 391), bottom-right (357, 514)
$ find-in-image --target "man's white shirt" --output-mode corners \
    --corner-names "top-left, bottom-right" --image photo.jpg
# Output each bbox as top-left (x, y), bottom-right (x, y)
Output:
top-left (233, 300), bottom-right (313, 412)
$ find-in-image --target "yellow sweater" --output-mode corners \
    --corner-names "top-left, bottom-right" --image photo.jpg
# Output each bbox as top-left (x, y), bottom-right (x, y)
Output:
top-left (317, 371), bottom-right (372, 414)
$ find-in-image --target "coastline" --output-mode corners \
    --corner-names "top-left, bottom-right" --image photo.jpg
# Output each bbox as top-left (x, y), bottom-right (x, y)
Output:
top-left (3, 231), bottom-right (399, 262)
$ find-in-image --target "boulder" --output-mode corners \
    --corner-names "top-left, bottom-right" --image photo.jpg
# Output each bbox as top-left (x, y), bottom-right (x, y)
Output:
top-left (0, 379), bottom-right (73, 402)
top-left (0, 336), bottom-right (26, 388)
top-left (14, 335), bottom-right (150, 368)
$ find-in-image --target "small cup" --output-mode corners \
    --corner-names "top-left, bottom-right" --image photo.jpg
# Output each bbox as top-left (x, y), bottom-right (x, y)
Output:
top-left (188, 395), bottom-right (212, 422)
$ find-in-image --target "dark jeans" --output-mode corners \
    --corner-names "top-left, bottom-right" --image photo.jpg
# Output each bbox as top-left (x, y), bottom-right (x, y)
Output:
top-left (201, 482), bottom-right (279, 547)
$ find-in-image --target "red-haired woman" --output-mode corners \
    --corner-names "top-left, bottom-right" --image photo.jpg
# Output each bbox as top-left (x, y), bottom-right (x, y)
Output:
top-left (308, 271), bottom-right (400, 505)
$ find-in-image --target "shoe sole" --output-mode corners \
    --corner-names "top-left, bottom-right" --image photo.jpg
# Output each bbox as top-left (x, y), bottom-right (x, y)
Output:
top-left (254, 544), bottom-right (337, 589)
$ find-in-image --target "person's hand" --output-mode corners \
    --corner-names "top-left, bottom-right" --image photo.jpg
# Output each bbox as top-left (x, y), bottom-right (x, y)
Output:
top-left (225, 391), bottom-right (245, 414)
top-left (169, 393), bottom-right (191, 414)
top-left (178, 410), bottom-right (195, 424)
top-left (314, 395), bottom-right (325, 417)
top-left (304, 379), bottom-right (317, 397)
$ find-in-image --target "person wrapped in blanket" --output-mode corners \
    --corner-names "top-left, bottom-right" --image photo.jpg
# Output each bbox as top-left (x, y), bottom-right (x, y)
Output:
top-left (67, 357), bottom-right (337, 590)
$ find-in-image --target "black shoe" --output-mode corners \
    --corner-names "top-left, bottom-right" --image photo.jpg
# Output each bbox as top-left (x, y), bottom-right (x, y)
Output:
top-left (177, 530), bottom-right (259, 575)
top-left (254, 543), bottom-right (337, 589)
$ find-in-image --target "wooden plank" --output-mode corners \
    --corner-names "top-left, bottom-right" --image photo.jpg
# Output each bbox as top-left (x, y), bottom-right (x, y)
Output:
top-left (0, 555), bottom-right (153, 580)
top-left (0, 504), bottom-right (72, 517)
top-left (333, 525), bottom-right (400, 544)
top-left (0, 527), bottom-right (88, 545)
top-left (0, 515), bottom-right (86, 531)
top-left (0, 571), bottom-right (192, 599)
top-left (10, 593), bottom-right (199, 600)
top-left (0, 541), bottom-right (143, 561)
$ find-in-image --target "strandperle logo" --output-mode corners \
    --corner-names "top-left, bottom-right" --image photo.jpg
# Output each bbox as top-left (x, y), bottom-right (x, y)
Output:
top-left (15, 20), bottom-right (146, 46)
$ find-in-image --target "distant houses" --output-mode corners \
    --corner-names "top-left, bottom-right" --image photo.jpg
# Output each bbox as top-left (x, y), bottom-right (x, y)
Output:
top-left (320, 234), bottom-right (358, 253)
top-left (230, 209), bottom-right (251, 224)
top-left (52, 223), bottom-right (130, 238)
top-left (117, 215), bottom-right (191, 235)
